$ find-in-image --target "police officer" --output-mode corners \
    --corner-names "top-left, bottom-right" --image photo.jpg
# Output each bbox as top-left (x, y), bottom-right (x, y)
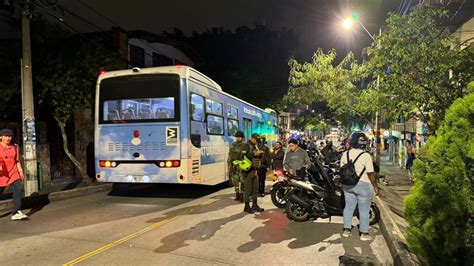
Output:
top-left (228, 130), bottom-right (246, 201)
top-left (241, 133), bottom-right (265, 213)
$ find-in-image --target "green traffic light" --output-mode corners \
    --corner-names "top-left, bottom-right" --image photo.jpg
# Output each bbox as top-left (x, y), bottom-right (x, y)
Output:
top-left (351, 12), bottom-right (359, 21)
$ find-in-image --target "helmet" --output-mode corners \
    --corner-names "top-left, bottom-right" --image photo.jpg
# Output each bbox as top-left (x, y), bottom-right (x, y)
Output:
top-left (232, 156), bottom-right (252, 171)
top-left (251, 133), bottom-right (260, 140)
top-left (234, 131), bottom-right (244, 138)
top-left (350, 131), bottom-right (368, 149)
top-left (325, 138), bottom-right (333, 147)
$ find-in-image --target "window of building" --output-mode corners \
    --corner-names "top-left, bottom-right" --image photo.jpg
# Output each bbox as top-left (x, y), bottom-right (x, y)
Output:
top-left (129, 44), bottom-right (145, 67)
top-left (153, 52), bottom-right (173, 67)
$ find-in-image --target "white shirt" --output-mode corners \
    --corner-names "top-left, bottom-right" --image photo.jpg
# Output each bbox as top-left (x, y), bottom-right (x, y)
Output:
top-left (340, 148), bottom-right (374, 183)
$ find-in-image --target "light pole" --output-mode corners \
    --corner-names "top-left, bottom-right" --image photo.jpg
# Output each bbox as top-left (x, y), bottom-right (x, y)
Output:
top-left (342, 15), bottom-right (382, 168)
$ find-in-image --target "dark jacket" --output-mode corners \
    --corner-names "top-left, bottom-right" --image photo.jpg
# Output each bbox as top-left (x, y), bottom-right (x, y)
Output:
top-left (257, 143), bottom-right (271, 168)
top-left (271, 148), bottom-right (284, 170)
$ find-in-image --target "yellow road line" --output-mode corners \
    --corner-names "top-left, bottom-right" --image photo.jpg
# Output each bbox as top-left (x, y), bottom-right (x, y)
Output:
top-left (63, 216), bottom-right (178, 266)
top-left (63, 197), bottom-right (217, 266)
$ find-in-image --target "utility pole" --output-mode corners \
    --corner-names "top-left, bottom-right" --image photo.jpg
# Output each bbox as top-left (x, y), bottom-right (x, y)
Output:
top-left (374, 28), bottom-right (382, 170)
top-left (21, 0), bottom-right (38, 196)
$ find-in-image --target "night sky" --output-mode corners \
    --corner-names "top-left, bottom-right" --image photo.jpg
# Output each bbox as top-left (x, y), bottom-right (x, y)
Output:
top-left (56, 0), bottom-right (406, 59)
top-left (1, 0), bottom-right (471, 59)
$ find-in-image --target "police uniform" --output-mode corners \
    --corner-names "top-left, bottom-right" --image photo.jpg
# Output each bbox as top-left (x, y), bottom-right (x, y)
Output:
top-left (228, 138), bottom-right (245, 201)
top-left (241, 134), bottom-right (265, 213)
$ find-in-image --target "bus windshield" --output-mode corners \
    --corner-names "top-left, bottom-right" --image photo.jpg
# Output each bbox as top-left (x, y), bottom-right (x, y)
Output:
top-left (99, 74), bottom-right (180, 123)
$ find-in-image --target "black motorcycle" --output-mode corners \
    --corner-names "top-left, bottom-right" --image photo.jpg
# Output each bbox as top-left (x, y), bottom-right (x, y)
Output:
top-left (284, 161), bottom-right (380, 224)
top-left (270, 170), bottom-right (305, 208)
top-left (270, 166), bottom-right (330, 209)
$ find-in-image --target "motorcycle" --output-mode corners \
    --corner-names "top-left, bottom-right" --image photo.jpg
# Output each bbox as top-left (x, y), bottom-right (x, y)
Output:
top-left (284, 160), bottom-right (380, 225)
top-left (270, 169), bottom-right (303, 208)
top-left (270, 166), bottom-right (329, 209)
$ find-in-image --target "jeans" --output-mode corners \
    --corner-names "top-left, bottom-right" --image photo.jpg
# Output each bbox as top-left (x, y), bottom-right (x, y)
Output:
top-left (0, 180), bottom-right (22, 214)
top-left (343, 181), bottom-right (373, 233)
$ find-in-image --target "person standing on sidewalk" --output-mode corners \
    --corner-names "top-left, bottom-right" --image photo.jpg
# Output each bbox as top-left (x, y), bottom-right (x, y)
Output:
top-left (228, 131), bottom-right (246, 202)
top-left (257, 136), bottom-right (270, 197)
top-left (341, 132), bottom-right (378, 241)
top-left (0, 129), bottom-right (28, 220)
top-left (241, 133), bottom-right (264, 214)
top-left (405, 140), bottom-right (416, 180)
top-left (271, 141), bottom-right (284, 181)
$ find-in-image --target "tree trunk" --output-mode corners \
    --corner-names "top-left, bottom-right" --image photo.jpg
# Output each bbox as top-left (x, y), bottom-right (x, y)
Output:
top-left (55, 117), bottom-right (91, 185)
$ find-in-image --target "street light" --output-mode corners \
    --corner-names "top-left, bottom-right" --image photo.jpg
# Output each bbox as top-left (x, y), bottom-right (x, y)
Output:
top-left (341, 14), bottom-right (383, 169)
top-left (343, 19), bottom-right (353, 30)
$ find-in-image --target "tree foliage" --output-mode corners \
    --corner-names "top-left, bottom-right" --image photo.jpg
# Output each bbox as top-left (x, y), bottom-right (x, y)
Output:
top-left (370, 5), bottom-right (474, 132)
top-left (33, 21), bottom-right (124, 183)
top-left (286, 49), bottom-right (396, 129)
top-left (404, 82), bottom-right (474, 265)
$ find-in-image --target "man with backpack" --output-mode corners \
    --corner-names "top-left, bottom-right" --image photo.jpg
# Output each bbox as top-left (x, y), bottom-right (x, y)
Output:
top-left (340, 132), bottom-right (378, 241)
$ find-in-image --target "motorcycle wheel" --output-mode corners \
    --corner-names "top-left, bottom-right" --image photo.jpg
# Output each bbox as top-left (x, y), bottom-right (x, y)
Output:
top-left (369, 204), bottom-right (381, 225)
top-left (271, 186), bottom-right (287, 208)
top-left (285, 200), bottom-right (310, 222)
top-left (356, 204), bottom-right (381, 225)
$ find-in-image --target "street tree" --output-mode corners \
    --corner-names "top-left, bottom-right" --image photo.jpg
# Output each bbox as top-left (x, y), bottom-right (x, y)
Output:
top-left (36, 35), bottom-right (123, 184)
top-left (370, 5), bottom-right (474, 132)
top-left (286, 49), bottom-right (398, 134)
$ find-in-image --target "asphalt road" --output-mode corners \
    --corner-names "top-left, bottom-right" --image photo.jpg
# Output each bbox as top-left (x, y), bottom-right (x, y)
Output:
top-left (0, 182), bottom-right (392, 265)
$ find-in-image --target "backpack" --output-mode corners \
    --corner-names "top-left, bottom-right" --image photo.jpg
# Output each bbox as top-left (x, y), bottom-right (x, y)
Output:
top-left (340, 151), bottom-right (366, 186)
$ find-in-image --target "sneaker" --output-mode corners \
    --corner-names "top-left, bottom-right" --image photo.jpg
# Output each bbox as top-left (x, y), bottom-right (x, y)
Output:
top-left (360, 233), bottom-right (372, 241)
top-left (11, 211), bottom-right (27, 220)
top-left (18, 211), bottom-right (28, 219)
top-left (342, 229), bottom-right (351, 237)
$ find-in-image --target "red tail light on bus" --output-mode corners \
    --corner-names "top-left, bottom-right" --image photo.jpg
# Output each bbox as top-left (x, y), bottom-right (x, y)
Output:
top-left (99, 160), bottom-right (117, 168)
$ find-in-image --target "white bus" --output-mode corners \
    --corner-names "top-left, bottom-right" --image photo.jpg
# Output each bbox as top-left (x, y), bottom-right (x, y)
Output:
top-left (94, 66), bottom-right (278, 185)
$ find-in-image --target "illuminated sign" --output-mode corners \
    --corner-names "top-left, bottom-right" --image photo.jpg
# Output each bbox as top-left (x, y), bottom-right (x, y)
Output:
top-left (243, 107), bottom-right (262, 118)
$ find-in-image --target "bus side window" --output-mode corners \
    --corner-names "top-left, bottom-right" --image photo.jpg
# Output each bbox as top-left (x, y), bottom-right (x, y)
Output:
top-left (191, 94), bottom-right (204, 122)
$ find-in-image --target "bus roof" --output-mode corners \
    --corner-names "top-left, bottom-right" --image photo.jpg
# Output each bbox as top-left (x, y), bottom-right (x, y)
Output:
top-left (97, 66), bottom-right (277, 117)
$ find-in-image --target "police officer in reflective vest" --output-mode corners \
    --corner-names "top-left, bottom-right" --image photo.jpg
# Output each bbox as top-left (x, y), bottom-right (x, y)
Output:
top-left (228, 131), bottom-right (246, 202)
top-left (241, 133), bottom-right (265, 213)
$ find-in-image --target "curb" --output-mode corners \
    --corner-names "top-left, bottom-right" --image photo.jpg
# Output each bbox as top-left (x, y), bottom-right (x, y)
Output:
top-left (374, 196), bottom-right (417, 266)
top-left (0, 183), bottom-right (113, 212)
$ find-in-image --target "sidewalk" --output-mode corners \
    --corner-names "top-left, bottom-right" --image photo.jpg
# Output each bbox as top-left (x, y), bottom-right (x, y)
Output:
top-left (0, 177), bottom-right (111, 212)
top-left (376, 151), bottom-right (418, 265)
